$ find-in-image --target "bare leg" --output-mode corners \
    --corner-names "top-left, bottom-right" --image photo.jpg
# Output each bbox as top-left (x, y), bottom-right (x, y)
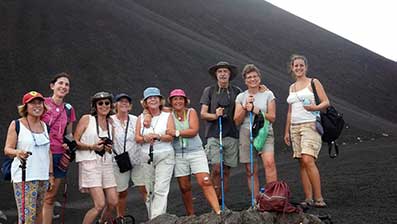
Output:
top-left (244, 163), bottom-right (260, 199)
top-left (210, 164), bottom-right (221, 199)
top-left (82, 187), bottom-right (105, 224)
top-left (39, 178), bottom-right (62, 224)
top-left (177, 176), bottom-right (194, 215)
top-left (195, 172), bottom-right (220, 214)
top-left (116, 190), bottom-right (128, 218)
top-left (260, 152), bottom-right (278, 184)
top-left (100, 187), bottom-right (119, 222)
top-left (301, 155), bottom-right (323, 200)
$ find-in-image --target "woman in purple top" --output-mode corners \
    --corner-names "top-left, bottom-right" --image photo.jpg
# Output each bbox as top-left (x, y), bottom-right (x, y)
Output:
top-left (39, 72), bottom-right (76, 224)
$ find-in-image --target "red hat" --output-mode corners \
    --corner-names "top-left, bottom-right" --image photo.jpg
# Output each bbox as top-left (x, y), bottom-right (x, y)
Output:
top-left (22, 91), bottom-right (45, 105)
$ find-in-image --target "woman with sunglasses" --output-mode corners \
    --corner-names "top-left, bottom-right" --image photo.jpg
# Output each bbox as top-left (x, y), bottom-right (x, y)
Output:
top-left (135, 87), bottom-right (175, 220)
top-left (40, 72), bottom-right (76, 224)
top-left (74, 92), bottom-right (118, 224)
top-left (4, 91), bottom-right (54, 224)
top-left (167, 89), bottom-right (220, 216)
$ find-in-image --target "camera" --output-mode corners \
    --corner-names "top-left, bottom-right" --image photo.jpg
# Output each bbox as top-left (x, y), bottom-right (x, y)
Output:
top-left (100, 137), bottom-right (113, 146)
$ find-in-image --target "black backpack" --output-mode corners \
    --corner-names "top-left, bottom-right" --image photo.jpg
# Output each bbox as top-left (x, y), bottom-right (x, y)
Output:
top-left (311, 79), bottom-right (345, 158)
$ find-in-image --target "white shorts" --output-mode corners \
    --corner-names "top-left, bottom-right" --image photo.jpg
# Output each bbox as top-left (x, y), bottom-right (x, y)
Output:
top-left (174, 150), bottom-right (209, 177)
top-left (78, 157), bottom-right (116, 193)
top-left (113, 163), bottom-right (147, 192)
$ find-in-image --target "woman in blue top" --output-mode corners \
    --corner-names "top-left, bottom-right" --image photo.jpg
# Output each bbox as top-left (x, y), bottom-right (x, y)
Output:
top-left (166, 89), bottom-right (220, 215)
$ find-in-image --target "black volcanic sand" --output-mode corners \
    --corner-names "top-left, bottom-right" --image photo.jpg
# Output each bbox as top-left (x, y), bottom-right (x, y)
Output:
top-left (1, 136), bottom-right (396, 224)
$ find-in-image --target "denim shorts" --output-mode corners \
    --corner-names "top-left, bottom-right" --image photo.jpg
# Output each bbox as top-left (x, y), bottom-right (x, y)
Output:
top-left (53, 154), bottom-right (67, 178)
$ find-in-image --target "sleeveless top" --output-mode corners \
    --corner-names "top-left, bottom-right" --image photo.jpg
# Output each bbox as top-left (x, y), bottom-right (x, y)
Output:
top-left (111, 114), bottom-right (142, 165)
top-left (75, 115), bottom-right (113, 163)
top-left (139, 111), bottom-right (173, 154)
top-left (171, 109), bottom-right (203, 154)
top-left (11, 121), bottom-right (50, 183)
top-left (286, 84), bottom-right (316, 124)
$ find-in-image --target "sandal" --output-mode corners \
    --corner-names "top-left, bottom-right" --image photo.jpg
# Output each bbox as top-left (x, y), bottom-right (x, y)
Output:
top-left (314, 198), bottom-right (327, 208)
top-left (300, 198), bottom-right (314, 207)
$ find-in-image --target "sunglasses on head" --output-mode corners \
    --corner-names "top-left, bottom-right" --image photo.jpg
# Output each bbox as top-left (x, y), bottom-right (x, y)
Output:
top-left (97, 100), bottom-right (111, 106)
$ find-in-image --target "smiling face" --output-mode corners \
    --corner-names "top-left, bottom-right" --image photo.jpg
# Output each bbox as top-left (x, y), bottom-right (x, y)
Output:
top-left (170, 96), bottom-right (186, 111)
top-left (115, 98), bottom-right (131, 114)
top-left (27, 98), bottom-right (45, 117)
top-left (145, 96), bottom-right (161, 110)
top-left (292, 58), bottom-right (307, 78)
top-left (95, 99), bottom-right (112, 116)
top-left (244, 71), bottom-right (261, 88)
top-left (50, 77), bottom-right (70, 98)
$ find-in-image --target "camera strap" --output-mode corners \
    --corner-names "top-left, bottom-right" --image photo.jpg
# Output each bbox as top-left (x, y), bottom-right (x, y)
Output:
top-left (113, 115), bottom-right (130, 156)
top-left (95, 115), bottom-right (111, 140)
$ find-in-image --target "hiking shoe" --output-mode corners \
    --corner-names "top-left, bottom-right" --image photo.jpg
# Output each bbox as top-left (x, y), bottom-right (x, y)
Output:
top-left (314, 198), bottom-right (327, 208)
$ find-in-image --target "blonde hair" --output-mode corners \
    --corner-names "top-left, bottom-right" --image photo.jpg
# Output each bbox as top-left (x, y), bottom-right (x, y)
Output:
top-left (241, 64), bottom-right (262, 80)
top-left (140, 97), bottom-right (165, 110)
top-left (114, 101), bottom-right (133, 113)
top-left (288, 54), bottom-right (308, 79)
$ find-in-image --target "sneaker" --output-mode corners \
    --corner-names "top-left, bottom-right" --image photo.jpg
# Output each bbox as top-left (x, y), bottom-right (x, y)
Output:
top-left (314, 198), bottom-right (327, 208)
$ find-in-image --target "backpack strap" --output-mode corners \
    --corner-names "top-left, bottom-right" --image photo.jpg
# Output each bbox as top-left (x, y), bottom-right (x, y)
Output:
top-left (15, 119), bottom-right (20, 135)
top-left (310, 78), bottom-right (321, 105)
top-left (64, 103), bottom-right (72, 122)
top-left (328, 141), bottom-right (339, 158)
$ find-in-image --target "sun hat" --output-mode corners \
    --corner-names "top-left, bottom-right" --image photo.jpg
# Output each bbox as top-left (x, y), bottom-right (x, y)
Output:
top-left (143, 87), bottom-right (163, 100)
top-left (91, 91), bottom-right (113, 107)
top-left (168, 89), bottom-right (190, 105)
top-left (208, 61), bottom-right (238, 80)
top-left (22, 91), bottom-right (45, 105)
top-left (115, 93), bottom-right (132, 102)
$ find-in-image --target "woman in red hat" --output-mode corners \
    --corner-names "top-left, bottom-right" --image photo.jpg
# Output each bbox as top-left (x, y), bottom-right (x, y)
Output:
top-left (4, 91), bottom-right (54, 224)
top-left (167, 89), bottom-right (220, 215)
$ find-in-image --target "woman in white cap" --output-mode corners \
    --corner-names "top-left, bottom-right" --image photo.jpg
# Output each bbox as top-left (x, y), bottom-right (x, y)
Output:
top-left (135, 87), bottom-right (175, 219)
top-left (4, 91), bottom-right (53, 224)
top-left (74, 91), bottom-right (118, 224)
top-left (167, 89), bottom-right (220, 215)
top-left (111, 93), bottom-right (146, 221)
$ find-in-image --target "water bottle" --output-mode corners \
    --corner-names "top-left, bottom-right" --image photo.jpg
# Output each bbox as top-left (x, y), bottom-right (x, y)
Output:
top-left (260, 187), bottom-right (265, 193)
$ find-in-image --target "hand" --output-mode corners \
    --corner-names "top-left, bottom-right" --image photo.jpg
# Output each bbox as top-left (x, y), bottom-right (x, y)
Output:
top-left (48, 176), bottom-right (55, 192)
top-left (259, 84), bottom-right (268, 92)
top-left (104, 144), bottom-right (112, 153)
top-left (245, 102), bottom-right (254, 112)
top-left (62, 143), bottom-right (69, 150)
top-left (166, 129), bottom-right (176, 137)
top-left (91, 142), bottom-right (104, 152)
top-left (143, 134), bottom-right (157, 144)
top-left (215, 107), bottom-right (224, 117)
top-left (284, 133), bottom-right (291, 146)
top-left (16, 150), bottom-right (31, 161)
top-left (303, 104), bottom-right (318, 112)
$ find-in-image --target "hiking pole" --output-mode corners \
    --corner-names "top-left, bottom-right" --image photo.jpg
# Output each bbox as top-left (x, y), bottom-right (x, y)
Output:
top-left (61, 178), bottom-right (68, 224)
top-left (147, 144), bottom-right (154, 219)
top-left (249, 111), bottom-right (254, 208)
top-left (218, 116), bottom-right (225, 212)
top-left (19, 152), bottom-right (32, 224)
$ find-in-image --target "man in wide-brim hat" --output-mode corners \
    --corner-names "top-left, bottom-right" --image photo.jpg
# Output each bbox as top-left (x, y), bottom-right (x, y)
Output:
top-left (199, 61), bottom-right (242, 207)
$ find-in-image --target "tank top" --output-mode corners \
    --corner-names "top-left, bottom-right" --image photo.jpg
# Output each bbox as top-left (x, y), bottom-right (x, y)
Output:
top-left (171, 109), bottom-right (203, 154)
top-left (286, 84), bottom-right (316, 124)
top-left (11, 121), bottom-right (50, 183)
top-left (75, 115), bottom-right (113, 163)
top-left (139, 112), bottom-right (173, 154)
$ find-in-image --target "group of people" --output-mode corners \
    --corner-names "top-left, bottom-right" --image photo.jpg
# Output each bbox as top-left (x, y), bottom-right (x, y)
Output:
top-left (4, 54), bottom-right (330, 224)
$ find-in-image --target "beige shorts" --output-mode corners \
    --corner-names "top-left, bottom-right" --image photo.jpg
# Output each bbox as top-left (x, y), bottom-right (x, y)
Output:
top-left (239, 127), bottom-right (274, 163)
top-left (290, 122), bottom-right (322, 159)
top-left (174, 150), bottom-right (209, 177)
top-left (205, 137), bottom-right (239, 167)
top-left (113, 163), bottom-right (147, 192)
top-left (78, 157), bottom-right (117, 193)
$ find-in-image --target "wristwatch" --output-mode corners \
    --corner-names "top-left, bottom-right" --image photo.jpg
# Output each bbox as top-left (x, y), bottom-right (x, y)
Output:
top-left (175, 130), bottom-right (180, 137)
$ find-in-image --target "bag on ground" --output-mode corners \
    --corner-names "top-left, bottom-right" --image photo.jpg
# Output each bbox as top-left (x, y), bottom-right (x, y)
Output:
top-left (256, 181), bottom-right (301, 213)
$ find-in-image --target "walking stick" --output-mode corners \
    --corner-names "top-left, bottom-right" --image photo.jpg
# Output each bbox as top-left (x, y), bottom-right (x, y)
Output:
top-left (147, 144), bottom-right (154, 219)
top-left (19, 152), bottom-right (31, 224)
top-left (218, 117), bottom-right (225, 211)
top-left (249, 112), bottom-right (255, 208)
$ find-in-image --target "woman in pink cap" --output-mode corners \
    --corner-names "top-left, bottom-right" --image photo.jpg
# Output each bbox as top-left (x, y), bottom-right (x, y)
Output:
top-left (4, 91), bottom-right (54, 224)
top-left (167, 89), bottom-right (220, 215)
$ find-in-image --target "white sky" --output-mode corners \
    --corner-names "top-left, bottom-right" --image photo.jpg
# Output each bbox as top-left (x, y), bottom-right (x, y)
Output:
top-left (265, 0), bottom-right (397, 62)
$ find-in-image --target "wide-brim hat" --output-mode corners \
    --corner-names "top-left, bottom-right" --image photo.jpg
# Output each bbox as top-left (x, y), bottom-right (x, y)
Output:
top-left (208, 61), bottom-right (237, 80)
top-left (143, 87), bottom-right (163, 101)
top-left (22, 91), bottom-right (45, 105)
top-left (115, 93), bottom-right (132, 103)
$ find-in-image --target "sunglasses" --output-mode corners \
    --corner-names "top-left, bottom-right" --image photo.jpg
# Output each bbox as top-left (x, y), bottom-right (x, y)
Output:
top-left (97, 100), bottom-right (111, 106)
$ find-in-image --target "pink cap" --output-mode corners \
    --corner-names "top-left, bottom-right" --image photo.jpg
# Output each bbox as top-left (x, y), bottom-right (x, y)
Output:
top-left (169, 89), bottom-right (187, 98)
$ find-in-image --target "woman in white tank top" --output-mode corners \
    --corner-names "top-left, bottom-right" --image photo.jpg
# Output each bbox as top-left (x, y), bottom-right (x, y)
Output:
top-left (74, 92), bottom-right (118, 224)
top-left (284, 55), bottom-right (330, 208)
top-left (4, 91), bottom-right (53, 224)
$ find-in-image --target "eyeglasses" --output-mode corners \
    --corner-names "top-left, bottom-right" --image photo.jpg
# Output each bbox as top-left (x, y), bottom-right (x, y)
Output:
top-left (97, 101), bottom-right (111, 106)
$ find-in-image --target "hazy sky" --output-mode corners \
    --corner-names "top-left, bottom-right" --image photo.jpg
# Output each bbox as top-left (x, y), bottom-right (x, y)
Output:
top-left (265, 0), bottom-right (397, 62)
